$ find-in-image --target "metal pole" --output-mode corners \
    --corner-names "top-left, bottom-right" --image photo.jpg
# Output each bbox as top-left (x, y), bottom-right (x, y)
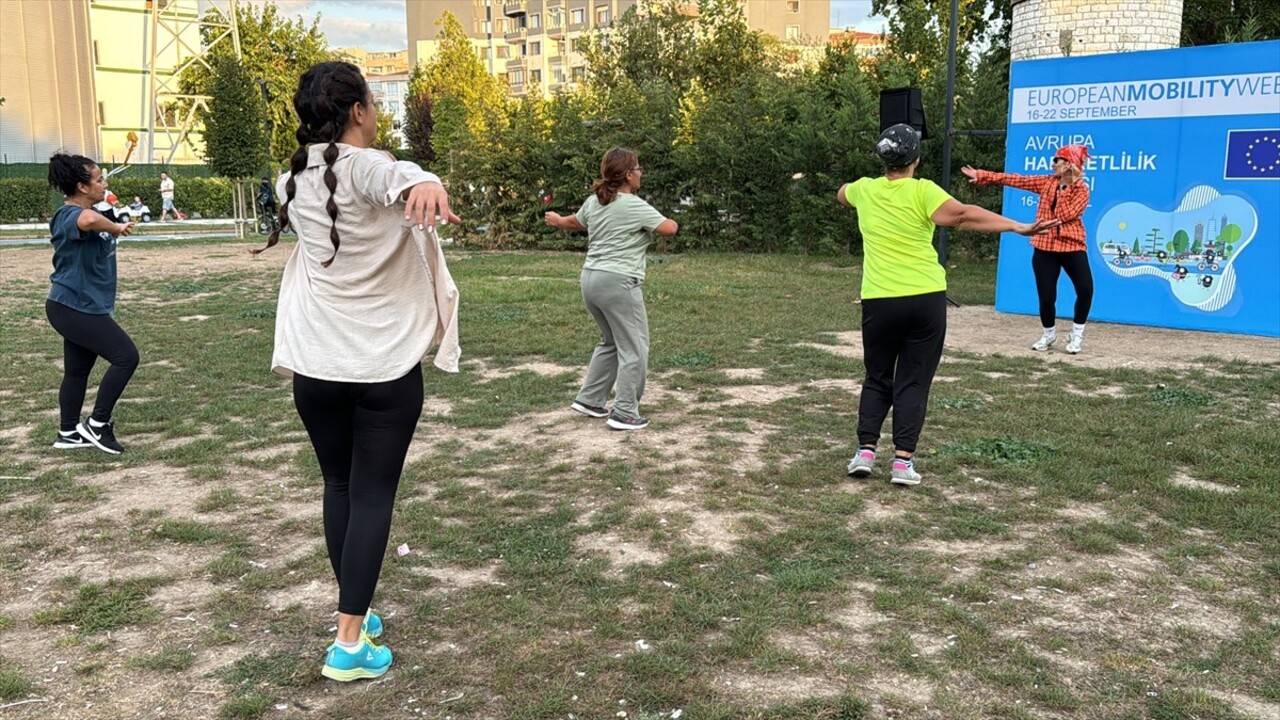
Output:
top-left (938, 0), bottom-right (960, 267)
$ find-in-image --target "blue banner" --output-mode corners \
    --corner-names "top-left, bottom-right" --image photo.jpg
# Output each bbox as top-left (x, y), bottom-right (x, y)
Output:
top-left (995, 40), bottom-right (1280, 338)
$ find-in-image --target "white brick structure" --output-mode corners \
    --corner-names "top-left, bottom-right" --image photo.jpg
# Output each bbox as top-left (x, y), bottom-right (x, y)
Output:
top-left (1010, 0), bottom-right (1184, 61)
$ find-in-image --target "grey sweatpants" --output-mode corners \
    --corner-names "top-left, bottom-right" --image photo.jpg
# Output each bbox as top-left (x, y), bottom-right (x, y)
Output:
top-left (576, 267), bottom-right (649, 419)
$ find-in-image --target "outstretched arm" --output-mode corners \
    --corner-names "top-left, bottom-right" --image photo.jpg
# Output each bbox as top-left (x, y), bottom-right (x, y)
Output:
top-left (968, 169), bottom-right (1054, 193)
top-left (545, 212), bottom-right (586, 232)
top-left (930, 199), bottom-right (1059, 236)
top-left (77, 208), bottom-right (134, 237)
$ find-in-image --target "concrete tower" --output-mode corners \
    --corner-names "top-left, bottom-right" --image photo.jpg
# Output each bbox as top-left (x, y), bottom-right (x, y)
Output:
top-left (1010, 0), bottom-right (1184, 61)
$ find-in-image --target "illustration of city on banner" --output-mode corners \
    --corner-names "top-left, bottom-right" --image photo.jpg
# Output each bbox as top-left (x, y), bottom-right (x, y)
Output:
top-left (1094, 185), bottom-right (1258, 312)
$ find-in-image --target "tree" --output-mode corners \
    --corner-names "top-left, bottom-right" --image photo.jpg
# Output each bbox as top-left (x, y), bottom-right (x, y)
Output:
top-left (419, 12), bottom-right (508, 159)
top-left (372, 107), bottom-right (400, 151)
top-left (403, 65), bottom-right (436, 165)
top-left (1191, 236), bottom-right (1203, 254)
top-left (202, 54), bottom-right (266, 178)
top-left (1181, 0), bottom-right (1280, 45)
top-left (1171, 229), bottom-right (1190, 254)
top-left (179, 1), bottom-right (333, 168)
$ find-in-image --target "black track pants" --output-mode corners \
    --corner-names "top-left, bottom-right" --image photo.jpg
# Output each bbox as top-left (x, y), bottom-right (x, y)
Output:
top-left (857, 291), bottom-right (947, 454)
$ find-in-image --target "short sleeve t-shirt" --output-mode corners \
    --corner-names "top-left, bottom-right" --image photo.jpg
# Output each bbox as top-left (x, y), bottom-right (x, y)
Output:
top-left (844, 177), bottom-right (952, 299)
top-left (575, 193), bottom-right (668, 279)
top-left (47, 205), bottom-right (119, 314)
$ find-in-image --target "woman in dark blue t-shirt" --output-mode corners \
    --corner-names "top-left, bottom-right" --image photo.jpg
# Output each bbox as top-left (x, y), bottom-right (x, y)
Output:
top-left (45, 153), bottom-right (138, 454)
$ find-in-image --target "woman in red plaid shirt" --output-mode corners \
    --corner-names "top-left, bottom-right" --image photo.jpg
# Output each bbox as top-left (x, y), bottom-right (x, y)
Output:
top-left (962, 145), bottom-right (1093, 354)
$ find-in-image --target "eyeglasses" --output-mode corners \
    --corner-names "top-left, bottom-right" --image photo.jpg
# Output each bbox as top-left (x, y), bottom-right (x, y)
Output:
top-left (632, 166), bottom-right (643, 172)
top-left (1052, 158), bottom-right (1068, 164)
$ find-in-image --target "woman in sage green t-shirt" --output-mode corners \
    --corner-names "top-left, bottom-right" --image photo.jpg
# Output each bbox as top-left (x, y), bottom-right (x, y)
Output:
top-left (838, 124), bottom-right (1057, 486)
top-left (545, 147), bottom-right (678, 430)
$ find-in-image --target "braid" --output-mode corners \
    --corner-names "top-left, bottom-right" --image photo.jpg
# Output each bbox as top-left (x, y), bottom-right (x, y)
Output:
top-left (321, 141), bottom-right (340, 267)
top-left (250, 61), bottom-right (370, 264)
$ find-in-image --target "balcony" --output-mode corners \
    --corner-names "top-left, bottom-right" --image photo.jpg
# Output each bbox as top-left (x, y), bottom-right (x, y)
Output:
top-left (546, 23), bottom-right (565, 38)
top-left (544, 0), bottom-right (563, 9)
top-left (502, 1), bottom-right (526, 17)
top-left (509, 82), bottom-right (527, 96)
top-left (504, 26), bottom-right (527, 43)
top-left (506, 56), bottom-right (526, 71)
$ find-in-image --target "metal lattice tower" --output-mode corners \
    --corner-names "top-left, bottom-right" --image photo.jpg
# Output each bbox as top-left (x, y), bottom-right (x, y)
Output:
top-left (147, 0), bottom-right (242, 163)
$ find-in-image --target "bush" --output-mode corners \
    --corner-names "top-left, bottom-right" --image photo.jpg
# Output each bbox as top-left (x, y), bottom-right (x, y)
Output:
top-left (0, 179), bottom-right (60, 222)
top-left (0, 176), bottom-right (233, 222)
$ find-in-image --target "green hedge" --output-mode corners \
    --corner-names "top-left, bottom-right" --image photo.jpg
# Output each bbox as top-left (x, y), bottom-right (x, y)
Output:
top-left (0, 177), bottom-right (234, 222)
top-left (0, 162), bottom-right (216, 180)
top-left (0, 180), bottom-right (60, 223)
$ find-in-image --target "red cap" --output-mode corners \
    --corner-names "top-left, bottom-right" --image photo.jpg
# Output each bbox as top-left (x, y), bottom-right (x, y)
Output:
top-left (1055, 145), bottom-right (1089, 169)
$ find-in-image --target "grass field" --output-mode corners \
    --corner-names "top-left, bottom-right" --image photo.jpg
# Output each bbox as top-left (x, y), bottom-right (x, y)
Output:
top-left (0, 241), bottom-right (1277, 720)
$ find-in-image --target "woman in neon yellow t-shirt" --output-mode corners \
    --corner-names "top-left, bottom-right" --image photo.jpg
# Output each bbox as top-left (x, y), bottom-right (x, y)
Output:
top-left (838, 124), bottom-right (1058, 486)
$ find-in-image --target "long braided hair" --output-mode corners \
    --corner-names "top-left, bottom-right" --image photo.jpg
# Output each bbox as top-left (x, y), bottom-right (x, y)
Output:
top-left (254, 61), bottom-right (370, 267)
top-left (593, 147), bottom-right (638, 206)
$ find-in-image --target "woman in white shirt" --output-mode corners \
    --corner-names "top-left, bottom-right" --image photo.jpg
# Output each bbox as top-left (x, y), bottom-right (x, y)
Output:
top-left (256, 61), bottom-right (460, 682)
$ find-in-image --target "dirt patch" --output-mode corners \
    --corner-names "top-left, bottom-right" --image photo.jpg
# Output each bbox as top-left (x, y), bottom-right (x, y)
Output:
top-left (1169, 468), bottom-right (1239, 494)
top-left (799, 307), bottom-right (1277, 371)
top-left (576, 531), bottom-right (667, 573)
top-left (714, 669), bottom-right (844, 703)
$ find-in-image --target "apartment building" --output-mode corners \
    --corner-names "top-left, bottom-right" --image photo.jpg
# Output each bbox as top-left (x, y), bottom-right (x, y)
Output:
top-left (407, 0), bottom-right (830, 97)
top-left (337, 48), bottom-right (411, 77)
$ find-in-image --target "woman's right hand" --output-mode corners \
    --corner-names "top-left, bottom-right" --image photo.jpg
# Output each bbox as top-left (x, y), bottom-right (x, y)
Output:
top-left (960, 165), bottom-right (980, 184)
top-left (116, 221), bottom-right (136, 237)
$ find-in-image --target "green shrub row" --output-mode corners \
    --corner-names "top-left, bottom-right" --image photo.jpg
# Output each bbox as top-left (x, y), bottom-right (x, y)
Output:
top-left (0, 162), bottom-right (216, 180)
top-left (0, 177), bottom-right (234, 223)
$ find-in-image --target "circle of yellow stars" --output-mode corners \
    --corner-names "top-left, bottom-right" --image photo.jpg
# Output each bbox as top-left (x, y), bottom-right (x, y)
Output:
top-left (1245, 135), bottom-right (1280, 173)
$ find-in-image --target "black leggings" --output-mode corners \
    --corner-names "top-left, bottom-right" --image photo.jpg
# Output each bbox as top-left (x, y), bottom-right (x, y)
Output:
top-left (1031, 249), bottom-right (1093, 326)
top-left (45, 299), bottom-right (140, 431)
top-left (857, 291), bottom-right (947, 454)
top-left (293, 365), bottom-right (423, 617)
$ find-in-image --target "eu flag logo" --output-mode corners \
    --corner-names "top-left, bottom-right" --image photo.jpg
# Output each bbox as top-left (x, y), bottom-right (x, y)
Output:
top-left (1224, 129), bottom-right (1280, 180)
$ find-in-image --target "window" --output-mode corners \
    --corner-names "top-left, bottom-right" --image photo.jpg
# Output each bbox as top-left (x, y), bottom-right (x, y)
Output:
top-left (554, 68), bottom-right (565, 83)
top-left (568, 38), bottom-right (579, 52)
top-left (785, 25), bottom-right (800, 40)
top-left (97, 102), bottom-right (106, 126)
top-left (529, 13), bottom-right (540, 28)
top-left (530, 41), bottom-right (541, 55)
top-left (787, 0), bottom-right (799, 12)
top-left (478, 46), bottom-right (490, 60)
top-left (531, 69), bottom-right (542, 83)
top-left (509, 69), bottom-right (525, 84)
top-left (93, 41), bottom-right (99, 65)
top-left (497, 46), bottom-right (510, 59)
top-left (571, 66), bottom-right (586, 81)
top-left (570, 8), bottom-right (585, 24)
top-left (596, 6), bottom-right (610, 24)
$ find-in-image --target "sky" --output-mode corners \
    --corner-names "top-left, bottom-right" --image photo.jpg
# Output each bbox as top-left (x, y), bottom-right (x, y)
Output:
top-left (227, 0), bottom-right (887, 52)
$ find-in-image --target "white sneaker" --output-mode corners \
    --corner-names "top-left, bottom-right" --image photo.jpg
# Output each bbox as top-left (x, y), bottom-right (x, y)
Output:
top-left (847, 450), bottom-right (876, 478)
top-left (889, 459), bottom-right (922, 486)
top-left (1066, 333), bottom-right (1083, 354)
top-left (1031, 334), bottom-right (1057, 351)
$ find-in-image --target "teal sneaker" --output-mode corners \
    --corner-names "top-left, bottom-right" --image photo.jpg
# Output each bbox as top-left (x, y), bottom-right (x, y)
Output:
top-left (361, 610), bottom-right (383, 639)
top-left (321, 635), bottom-right (392, 682)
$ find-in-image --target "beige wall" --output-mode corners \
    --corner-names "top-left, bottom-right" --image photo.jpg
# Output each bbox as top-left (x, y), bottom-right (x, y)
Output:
top-left (1010, 0), bottom-right (1183, 61)
top-left (407, 0), bottom-right (476, 69)
top-left (743, 0), bottom-right (830, 42)
top-left (89, 0), bottom-right (203, 164)
top-left (0, 0), bottom-right (99, 162)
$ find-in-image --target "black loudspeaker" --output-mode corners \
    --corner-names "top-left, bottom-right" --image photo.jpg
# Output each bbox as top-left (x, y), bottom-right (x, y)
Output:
top-left (879, 87), bottom-right (928, 140)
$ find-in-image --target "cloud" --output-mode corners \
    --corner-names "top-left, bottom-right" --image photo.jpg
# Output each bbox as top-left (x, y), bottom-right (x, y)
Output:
top-left (209, 0), bottom-right (409, 50)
